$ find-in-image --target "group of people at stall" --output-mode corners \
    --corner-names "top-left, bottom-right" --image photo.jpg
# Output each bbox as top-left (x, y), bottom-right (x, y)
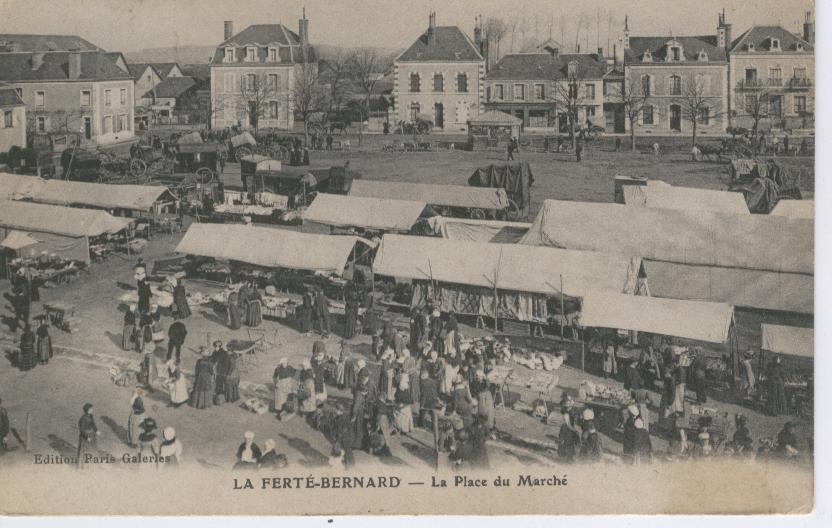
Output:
top-left (225, 281), bottom-right (263, 330)
top-left (188, 340), bottom-right (242, 409)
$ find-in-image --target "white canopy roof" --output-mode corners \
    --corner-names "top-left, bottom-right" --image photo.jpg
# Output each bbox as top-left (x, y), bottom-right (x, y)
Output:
top-left (770, 199), bottom-right (814, 219)
top-left (520, 200), bottom-right (813, 274)
top-left (349, 180), bottom-right (509, 210)
top-left (373, 234), bottom-right (642, 299)
top-left (580, 292), bottom-right (734, 343)
top-left (303, 193), bottom-right (425, 232)
top-left (623, 181), bottom-right (749, 215)
top-left (175, 223), bottom-right (368, 276)
top-left (429, 216), bottom-right (531, 243)
top-left (0, 230), bottom-right (40, 250)
top-left (760, 324), bottom-right (813, 358)
top-left (29, 180), bottom-right (174, 212)
top-left (0, 200), bottom-right (135, 238)
top-left (0, 172), bottom-right (46, 200)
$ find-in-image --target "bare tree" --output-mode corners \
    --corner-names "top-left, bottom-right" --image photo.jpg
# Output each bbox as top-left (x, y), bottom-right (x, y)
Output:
top-left (320, 50), bottom-right (352, 115)
top-left (291, 62), bottom-right (328, 147)
top-left (484, 17), bottom-right (507, 58)
top-left (236, 73), bottom-right (282, 135)
top-left (672, 77), bottom-right (719, 148)
top-left (618, 77), bottom-right (651, 151)
top-left (553, 69), bottom-right (590, 150)
top-left (347, 47), bottom-right (391, 146)
top-left (734, 89), bottom-right (772, 151)
top-left (508, 17), bottom-right (519, 53)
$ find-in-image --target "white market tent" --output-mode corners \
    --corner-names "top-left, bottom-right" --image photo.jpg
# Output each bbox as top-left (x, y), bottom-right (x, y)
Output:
top-left (0, 230), bottom-right (40, 250)
top-left (349, 180), bottom-right (509, 211)
top-left (303, 193), bottom-right (426, 232)
top-left (175, 223), bottom-right (370, 276)
top-left (428, 216), bottom-right (531, 244)
top-left (27, 180), bottom-right (175, 214)
top-left (623, 181), bottom-right (749, 215)
top-left (760, 324), bottom-right (813, 359)
top-left (0, 172), bottom-right (46, 200)
top-left (580, 292), bottom-right (734, 343)
top-left (770, 199), bottom-right (814, 219)
top-left (520, 200), bottom-right (813, 275)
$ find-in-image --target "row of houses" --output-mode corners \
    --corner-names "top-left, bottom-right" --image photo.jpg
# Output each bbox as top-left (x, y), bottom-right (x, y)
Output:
top-left (393, 11), bottom-right (815, 135)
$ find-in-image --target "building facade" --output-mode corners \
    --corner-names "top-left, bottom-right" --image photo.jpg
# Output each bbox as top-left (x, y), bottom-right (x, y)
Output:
top-left (393, 13), bottom-right (484, 131)
top-left (0, 50), bottom-right (135, 146)
top-left (0, 83), bottom-right (26, 152)
top-left (128, 62), bottom-right (185, 107)
top-left (209, 15), bottom-right (317, 131)
top-left (729, 19), bottom-right (814, 131)
top-left (623, 14), bottom-right (730, 136)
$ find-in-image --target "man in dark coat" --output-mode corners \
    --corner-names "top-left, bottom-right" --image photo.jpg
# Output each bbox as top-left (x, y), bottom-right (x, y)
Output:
top-left (77, 403), bottom-right (99, 464)
top-left (18, 324), bottom-right (36, 371)
top-left (135, 266), bottom-right (152, 315)
top-left (167, 321), bottom-right (187, 363)
top-left (344, 284), bottom-right (359, 339)
top-left (409, 307), bottom-right (424, 354)
top-left (314, 287), bottom-right (331, 338)
top-left (418, 371), bottom-right (439, 428)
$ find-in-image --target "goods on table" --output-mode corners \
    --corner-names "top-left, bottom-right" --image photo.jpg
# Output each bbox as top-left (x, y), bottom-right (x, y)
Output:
top-left (513, 349), bottom-right (560, 371)
top-left (214, 203), bottom-right (277, 216)
top-left (578, 380), bottom-right (632, 406)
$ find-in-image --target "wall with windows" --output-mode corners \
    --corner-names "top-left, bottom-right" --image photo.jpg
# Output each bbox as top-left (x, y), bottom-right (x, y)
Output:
top-left (210, 64), bottom-right (295, 130)
top-left (393, 61), bottom-right (483, 131)
top-left (0, 103), bottom-right (26, 152)
top-left (93, 80), bottom-right (135, 144)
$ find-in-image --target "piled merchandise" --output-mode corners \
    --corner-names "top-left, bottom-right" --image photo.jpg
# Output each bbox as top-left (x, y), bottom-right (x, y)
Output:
top-left (578, 380), bottom-right (632, 406)
top-left (243, 398), bottom-right (269, 415)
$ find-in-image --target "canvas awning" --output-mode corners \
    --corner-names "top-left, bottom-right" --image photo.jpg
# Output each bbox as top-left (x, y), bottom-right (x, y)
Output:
top-left (175, 223), bottom-right (368, 276)
top-left (520, 200), bottom-right (813, 274)
top-left (0, 200), bottom-right (135, 237)
top-left (760, 324), bottom-right (813, 358)
top-left (0, 230), bottom-right (40, 250)
top-left (176, 131), bottom-right (204, 145)
top-left (350, 180), bottom-right (509, 210)
top-left (580, 292), bottom-right (734, 343)
top-left (623, 181), bottom-right (749, 215)
top-left (373, 234), bottom-right (643, 299)
top-left (468, 110), bottom-right (522, 126)
top-left (0, 172), bottom-right (47, 200)
top-left (230, 132), bottom-right (256, 147)
top-left (428, 216), bottom-right (531, 243)
top-left (770, 199), bottom-right (814, 219)
top-left (29, 180), bottom-right (174, 212)
top-left (303, 193), bottom-right (426, 232)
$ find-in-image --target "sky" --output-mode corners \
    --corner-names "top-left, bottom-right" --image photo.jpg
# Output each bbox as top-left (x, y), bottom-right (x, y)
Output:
top-left (0, 0), bottom-right (816, 54)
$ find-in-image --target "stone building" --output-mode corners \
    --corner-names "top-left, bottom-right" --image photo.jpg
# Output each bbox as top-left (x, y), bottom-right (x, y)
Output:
top-left (0, 82), bottom-right (26, 152)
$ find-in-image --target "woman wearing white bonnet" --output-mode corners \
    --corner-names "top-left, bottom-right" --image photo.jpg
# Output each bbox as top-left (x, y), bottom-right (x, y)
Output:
top-left (159, 426), bottom-right (183, 466)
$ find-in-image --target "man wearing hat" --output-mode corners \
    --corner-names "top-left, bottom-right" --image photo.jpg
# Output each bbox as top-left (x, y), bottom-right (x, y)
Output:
top-left (134, 265), bottom-right (152, 316)
top-left (137, 417), bottom-right (159, 461)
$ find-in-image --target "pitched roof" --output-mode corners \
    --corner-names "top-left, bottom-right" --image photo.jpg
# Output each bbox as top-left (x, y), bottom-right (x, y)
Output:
top-left (0, 34), bottom-right (100, 52)
top-left (0, 83), bottom-right (24, 106)
top-left (0, 51), bottom-right (132, 82)
top-left (0, 200), bottom-right (134, 237)
top-left (730, 25), bottom-right (813, 53)
top-left (181, 63), bottom-right (212, 82)
top-left (397, 26), bottom-right (482, 62)
top-left (486, 53), bottom-right (608, 80)
top-left (626, 35), bottom-right (727, 62)
top-left (28, 180), bottom-right (175, 211)
top-left (761, 324), bottom-right (813, 358)
top-left (303, 193), bottom-right (426, 232)
top-left (468, 110), bottom-right (522, 125)
top-left (211, 24), bottom-right (317, 65)
top-left (349, 180), bottom-right (508, 210)
top-left (146, 76), bottom-right (196, 99)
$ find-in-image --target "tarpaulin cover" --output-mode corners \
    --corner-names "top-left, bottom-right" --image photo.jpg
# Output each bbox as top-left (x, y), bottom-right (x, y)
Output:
top-left (623, 181), bottom-right (749, 215)
top-left (580, 292), bottom-right (734, 343)
top-left (373, 234), bottom-right (643, 298)
top-left (230, 132), bottom-right (256, 147)
top-left (761, 324), bottom-right (813, 358)
top-left (30, 180), bottom-right (174, 211)
top-left (349, 180), bottom-right (508, 210)
top-left (467, 162), bottom-right (534, 210)
top-left (644, 260), bottom-right (813, 314)
top-left (175, 222), bottom-right (367, 276)
top-left (0, 172), bottom-right (46, 200)
top-left (770, 199), bottom-right (814, 219)
top-left (0, 230), bottom-right (40, 250)
top-left (520, 200), bottom-right (813, 274)
top-left (176, 131), bottom-right (204, 145)
top-left (741, 177), bottom-right (780, 214)
top-left (0, 200), bottom-right (135, 237)
top-left (303, 193), bottom-right (425, 231)
top-left (428, 216), bottom-right (531, 243)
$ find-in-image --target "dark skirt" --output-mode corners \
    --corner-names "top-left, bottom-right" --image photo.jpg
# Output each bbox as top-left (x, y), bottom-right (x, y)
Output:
top-left (37, 335), bottom-right (53, 363)
top-left (246, 300), bottom-right (262, 327)
top-left (228, 302), bottom-right (242, 330)
top-left (767, 380), bottom-right (788, 415)
top-left (190, 388), bottom-right (213, 409)
top-left (558, 424), bottom-right (578, 462)
top-left (225, 379), bottom-right (241, 403)
top-left (174, 296), bottom-right (191, 319)
top-left (122, 324), bottom-right (134, 351)
top-left (19, 342), bottom-right (35, 371)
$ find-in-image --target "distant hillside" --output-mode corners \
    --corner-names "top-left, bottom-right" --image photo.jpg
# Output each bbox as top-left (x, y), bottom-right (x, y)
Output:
top-left (124, 45), bottom-right (216, 65)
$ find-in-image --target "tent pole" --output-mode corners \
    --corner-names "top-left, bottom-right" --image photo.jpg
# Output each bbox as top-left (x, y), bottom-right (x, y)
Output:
top-left (559, 274), bottom-right (564, 339)
top-left (581, 337), bottom-right (585, 372)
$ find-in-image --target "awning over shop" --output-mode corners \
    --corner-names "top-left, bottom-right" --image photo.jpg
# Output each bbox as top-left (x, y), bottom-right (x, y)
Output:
top-left (373, 234), bottom-right (643, 299)
top-left (0, 200), bottom-right (135, 237)
top-left (350, 180), bottom-right (509, 210)
top-left (770, 199), bottom-right (814, 219)
top-left (580, 292), bottom-right (734, 343)
top-left (429, 216), bottom-right (531, 243)
top-left (0, 230), bottom-right (40, 250)
top-left (520, 199), bottom-right (813, 274)
top-left (303, 193), bottom-right (426, 232)
top-left (175, 223), bottom-right (368, 276)
top-left (28, 180), bottom-right (174, 212)
top-left (760, 324), bottom-right (813, 358)
top-left (623, 181), bottom-right (749, 215)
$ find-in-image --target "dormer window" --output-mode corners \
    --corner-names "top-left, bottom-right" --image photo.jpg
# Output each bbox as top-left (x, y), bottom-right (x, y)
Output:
top-left (224, 47), bottom-right (235, 62)
top-left (671, 46), bottom-right (682, 61)
top-left (642, 50), bottom-right (653, 62)
top-left (567, 61), bottom-right (577, 79)
top-left (246, 47), bottom-right (256, 62)
top-left (747, 43), bottom-right (755, 52)
top-left (698, 50), bottom-right (708, 62)
top-left (770, 38), bottom-right (780, 51)
top-left (268, 47), bottom-right (278, 62)
top-left (796, 42), bottom-right (804, 52)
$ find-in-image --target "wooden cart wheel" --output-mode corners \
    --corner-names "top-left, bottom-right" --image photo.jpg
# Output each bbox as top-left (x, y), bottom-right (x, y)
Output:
top-left (505, 198), bottom-right (522, 221)
top-left (196, 167), bottom-right (214, 184)
top-left (235, 146), bottom-right (252, 162)
top-left (130, 158), bottom-right (147, 177)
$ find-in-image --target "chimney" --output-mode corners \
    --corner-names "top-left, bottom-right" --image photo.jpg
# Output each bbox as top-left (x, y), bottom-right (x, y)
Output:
top-left (486, 33), bottom-right (498, 72)
top-left (31, 52), bottom-right (45, 70)
top-left (803, 11), bottom-right (814, 45)
top-left (299, 8), bottom-right (309, 46)
top-left (623, 15), bottom-right (630, 50)
top-left (717, 9), bottom-right (732, 50)
top-left (224, 21), bottom-right (234, 41)
top-left (428, 12), bottom-right (436, 46)
top-left (68, 49), bottom-right (81, 79)
top-left (597, 47), bottom-right (603, 58)
top-left (474, 16), bottom-right (482, 50)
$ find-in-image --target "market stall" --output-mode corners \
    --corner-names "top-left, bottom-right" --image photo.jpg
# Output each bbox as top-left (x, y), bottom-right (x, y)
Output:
top-left (467, 162), bottom-right (534, 220)
top-left (759, 324), bottom-right (813, 417)
top-left (622, 180), bottom-right (750, 215)
top-left (428, 216), bottom-right (531, 244)
top-left (239, 155), bottom-right (281, 191)
top-left (466, 111), bottom-right (522, 151)
top-left (244, 168), bottom-right (320, 208)
top-left (302, 193), bottom-right (428, 234)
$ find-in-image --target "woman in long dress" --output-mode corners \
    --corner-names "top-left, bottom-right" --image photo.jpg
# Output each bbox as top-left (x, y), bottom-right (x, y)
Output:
top-left (138, 341), bottom-right (158, 389)
top-left (272, 358), bottom-right (296, 413)
top-left (168, 364), bottom-right (190, 407)
top-left (298, 359), bottom-right (318, 414)
top-left (378, 349), bottom-right (396, 402)
top-left (224, 353), bottom-right (241, 403)
top-left (299, 289), bottom-right (314, 334)
top-left (246, 283), bottom-right (262, 327)
top-left (470, 369), bottom-right (495, 431)
top-left (127, 392), bottom-right (145, 447)
top-left (171, 278), bottom-right (191, 320)
top-left (226, 289), bottom-right (242, 330)
top-left (189, 350), bottom-right (215, 409)
top-left (766, 356), bottom-right (788, 416)
top-left (440, 350), bottom-right (460, 395)
top-left (18, 325), bottom-right (36, 371)
top-left (122, 305), bottom-right (137, 351)
top-left (36, 317), bottom-right (53, 365)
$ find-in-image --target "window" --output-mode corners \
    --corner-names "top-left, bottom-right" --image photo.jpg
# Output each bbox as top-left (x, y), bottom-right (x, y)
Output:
top-left (268, 74), bottom-right (278, 90)
top-left (671, 47), bottom-right (681, 61)
top-left (585, 83), bottom-right (595, 99)
top-left (769, 68), bottom-right (782, 86)
top-left (568, 83), bottom-right (578, 100)
top-left (409, 102), bottom-right (420, 120)
top-left (118, 114), bottom-right (128, 132)
top-left (3, 110), bottom-right (12, 128)
top-left (641, 75), bottom-right (651, 96)
top-left (102, 115), bottom-right (113, 134)
top-left (35, 91), bottom-right (45, 107)
top-left (147, 74), bottom-right (152, 82)
top-left (494, 84), bottom-right (504, 100)
top-left (794, 96), bottom-right (807, 113)
top-left (698, 107), bottom-right (710, 125)
top-left (745, 68), bottom-right (757, 82)
top-left (409, 73), bottom-right (420, 92)
top-left (105, 89), bottom-right (112, 106)
top-left (670, 75), bottom-right (681, 95)
top-left (268, 101), bottom-right (279, 119)
top-left (246, 47), bottom-right (256, 62)
top-left (36, 116), bottom-right (46, 132)
top-left (80, 90), bottom-right (91, 107)
top-left (246, 74), bottom-right (256, 90)
top-left (513, 84), bottom-right (525, 100)
top-left (586, 107), bottom-right (596, 117)
top-left (120, 88), bottom-right (127, 104)
top-left (745, 95), bottom-right (756, 113)
top-left (793, 67), bottom-right (806, 80)
top-left (642, 105), bottom-right (654, 125)
top-left (534, 83), bottom-right (545, 100)
top-left (224, 73), bottom-right (234, 92)
top-left (457, 73), bottom-right (468, 93)
top-left (269, 48), bottom-right (278, 62)
top-left (433, 73), bottom-right (444, 92)
top-left (224, 47), bottom-right (235, 62)
top-left (771, 38), bottom-right (780, 50)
